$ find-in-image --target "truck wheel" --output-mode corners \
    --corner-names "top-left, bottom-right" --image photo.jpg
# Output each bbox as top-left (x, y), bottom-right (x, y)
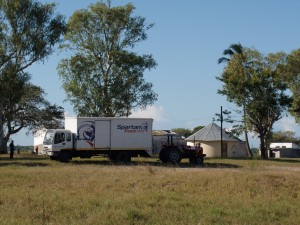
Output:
top-left (114, 151), bottom-right (131, 163)
top-left (167, 149), bottom-right (182, 164)
top-left (159, 149), bottom-right (168, 163)
top-left (50, 156), bottom-right (58, 161)
top-left (59, 151), bottom-right (71, 163)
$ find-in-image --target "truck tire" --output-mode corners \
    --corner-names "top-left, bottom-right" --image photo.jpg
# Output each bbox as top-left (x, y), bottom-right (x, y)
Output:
top-left (167, 149), bottom-right (182, 164)
top-left (50, 156), bottom-right (58, 161)
top-left (59, 151), bottom-right (71, 163)
top-left (113, 151), bottom-right (131, 163)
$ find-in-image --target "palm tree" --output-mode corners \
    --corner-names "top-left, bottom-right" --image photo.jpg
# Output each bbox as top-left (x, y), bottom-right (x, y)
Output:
top-left (218, 43), bottom-right (253, 158)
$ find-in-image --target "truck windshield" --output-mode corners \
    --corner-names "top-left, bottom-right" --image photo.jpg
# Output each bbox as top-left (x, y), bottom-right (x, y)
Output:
top-left (43, 130), bottom-right (55, 145)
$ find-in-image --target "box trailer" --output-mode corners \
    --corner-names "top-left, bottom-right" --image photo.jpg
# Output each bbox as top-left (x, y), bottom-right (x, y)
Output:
top-left (43, 117), bottom-right (205, 164)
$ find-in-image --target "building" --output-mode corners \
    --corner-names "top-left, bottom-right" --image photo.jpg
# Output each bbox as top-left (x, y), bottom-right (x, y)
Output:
top-left (269, 142), bottom-right (300, 158)
top-left (185, 123), bottom-right (249, 158)
top-left (270, 143), bottom-right (299, 149)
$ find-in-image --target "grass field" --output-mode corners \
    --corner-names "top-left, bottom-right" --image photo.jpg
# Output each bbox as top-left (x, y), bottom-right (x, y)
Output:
top-left (0, 153), bottom-right (299, 225)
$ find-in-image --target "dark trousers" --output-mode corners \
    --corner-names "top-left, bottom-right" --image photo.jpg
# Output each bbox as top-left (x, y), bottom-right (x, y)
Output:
top-left (10, 151), bottom-right (14, 159)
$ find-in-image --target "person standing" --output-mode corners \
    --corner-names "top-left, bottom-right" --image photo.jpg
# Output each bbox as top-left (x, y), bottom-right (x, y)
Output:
top-left (9, 140), bottom-right (15, 159)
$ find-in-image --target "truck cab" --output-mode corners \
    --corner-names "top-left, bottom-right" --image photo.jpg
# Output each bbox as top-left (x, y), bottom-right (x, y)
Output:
top-left (43, 129), bottom-right (74, 161)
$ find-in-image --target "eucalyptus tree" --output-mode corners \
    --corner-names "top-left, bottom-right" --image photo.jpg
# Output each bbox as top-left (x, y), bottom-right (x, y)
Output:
top-left (2, 72), bottom-right (64, 152)
top-left (218, 43), bottom-right (252, 157)
top-left (217, 47), bottom-right (290, 159)
top-left (213, 109), bottom-right (244, 137)
top-left (58, 1), bottom-right (157, 117)
top-left (284, 48), bottom-right (300, 122)
top-left (0, 0), bottom-right (66, 152)
top-left (270, 131), bottom-right (300, 145)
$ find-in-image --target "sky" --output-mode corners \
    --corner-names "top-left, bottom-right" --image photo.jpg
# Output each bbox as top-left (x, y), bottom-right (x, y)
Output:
top-left (12, 0), bottom-right (300, 147)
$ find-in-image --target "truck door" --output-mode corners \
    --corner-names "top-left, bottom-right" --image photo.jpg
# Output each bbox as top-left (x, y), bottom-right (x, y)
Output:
top-left (53, 131), bottom-right (73, 150)
top-left (95, 120), bottom-right (111, 149)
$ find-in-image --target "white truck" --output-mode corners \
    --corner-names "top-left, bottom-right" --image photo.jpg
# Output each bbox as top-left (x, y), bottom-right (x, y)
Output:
top-left (43, 117), bottom-right (205, 164)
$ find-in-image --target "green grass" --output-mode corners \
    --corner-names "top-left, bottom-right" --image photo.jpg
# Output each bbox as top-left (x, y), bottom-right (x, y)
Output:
top-left (0, 153), bottom-right (299, 225)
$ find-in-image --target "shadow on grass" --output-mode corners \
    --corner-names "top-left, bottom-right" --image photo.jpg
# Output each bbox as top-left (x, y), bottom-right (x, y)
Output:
top-left (0, 154), bottom-right (243, 169)
top-left (71, 159), bottom-right (242, 169)
top-left (0, 155), bottom-right (49, 161)
top-left (201, 162), bottom-right (242, 168)
top-left (0, 154), bottom-right (50, 167)
top-left (0, 162), bottom-right (49, 167)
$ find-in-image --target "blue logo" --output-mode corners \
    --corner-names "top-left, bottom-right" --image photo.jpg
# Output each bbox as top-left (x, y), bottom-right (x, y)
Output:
top-left (77, 121), bottom-right (95, 147)
top-left (117, 122), bottom-right (148, 133)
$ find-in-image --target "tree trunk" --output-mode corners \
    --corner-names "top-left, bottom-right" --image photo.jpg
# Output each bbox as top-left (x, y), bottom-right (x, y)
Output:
top-left (259, 134), bottom-right (268, 160)
top-left (243, 105), bottom-right (253, 158)
top-left (0, 108), bottom-right (5, 154)
top-left (244, 129), bottom-right (253, 158)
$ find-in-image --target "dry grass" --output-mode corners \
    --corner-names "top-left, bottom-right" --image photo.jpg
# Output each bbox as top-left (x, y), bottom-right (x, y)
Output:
top-left (0, 153), bottom-right (299, 225)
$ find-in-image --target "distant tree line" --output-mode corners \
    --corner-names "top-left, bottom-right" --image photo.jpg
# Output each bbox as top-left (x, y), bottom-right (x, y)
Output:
top-left (270, 131), bottom-right (300, 146)
top-left (171, 126), bottom-right (204, 138)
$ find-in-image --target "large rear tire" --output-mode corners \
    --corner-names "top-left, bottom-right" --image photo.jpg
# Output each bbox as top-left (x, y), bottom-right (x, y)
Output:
top-left (195, 157), bottom-right (204, 166)
top-left (167, 149), bottom-right (182, 164)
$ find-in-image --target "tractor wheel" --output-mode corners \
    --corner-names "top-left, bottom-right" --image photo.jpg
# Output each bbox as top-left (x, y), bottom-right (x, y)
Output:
top-left (190, 156), bottom-right (204, 166)
top-left (195, 157), bottom-right (204, 166)
top-left (189, 157), bottom-right (196, 164)
top-left (167, 149), bottom-right (182, 164)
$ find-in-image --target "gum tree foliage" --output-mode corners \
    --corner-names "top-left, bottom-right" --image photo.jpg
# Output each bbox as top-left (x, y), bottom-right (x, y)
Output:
top-left (171, 128), bottom-right (193, 138)
top-left (213, 109), bottom-right (244, 137)
top-left (217, 46), bottom-right (291, 159)
top-left (1, 69), bottom-right (64, 152)
top-left (192, 125), bottom-right (205, 134)
top-left (171, 126), bottom-right (204, 138)
top-left (284, 48), bottom-right (300, 122)
top-left (58, 1), bottom-right (157, 117)
top-left (270, 131), bottom-right (300, 145)
top-left (0, 0), bottom-right (66, 152)
top-left (218, 43), bottom-right (252, 157)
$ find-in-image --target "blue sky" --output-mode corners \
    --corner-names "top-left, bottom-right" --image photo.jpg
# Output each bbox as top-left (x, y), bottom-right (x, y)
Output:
top-left (14, 0), bottom-right (300, 147)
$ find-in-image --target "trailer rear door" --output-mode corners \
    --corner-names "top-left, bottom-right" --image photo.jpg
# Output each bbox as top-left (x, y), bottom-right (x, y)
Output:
top-left (95, 120), bottom-right (111, 149)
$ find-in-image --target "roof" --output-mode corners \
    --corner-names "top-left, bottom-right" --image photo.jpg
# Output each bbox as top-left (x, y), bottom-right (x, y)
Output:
top-left (152, 130), bottom-right (176, 136)
top-left (185, 123), bottom-right (240, 142)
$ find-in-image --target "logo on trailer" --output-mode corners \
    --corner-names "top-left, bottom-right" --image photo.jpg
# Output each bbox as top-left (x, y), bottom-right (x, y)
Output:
top-left (77, 121), bottom-right (95, 147)
top-left (117, 122), bottom-right (149, 133)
